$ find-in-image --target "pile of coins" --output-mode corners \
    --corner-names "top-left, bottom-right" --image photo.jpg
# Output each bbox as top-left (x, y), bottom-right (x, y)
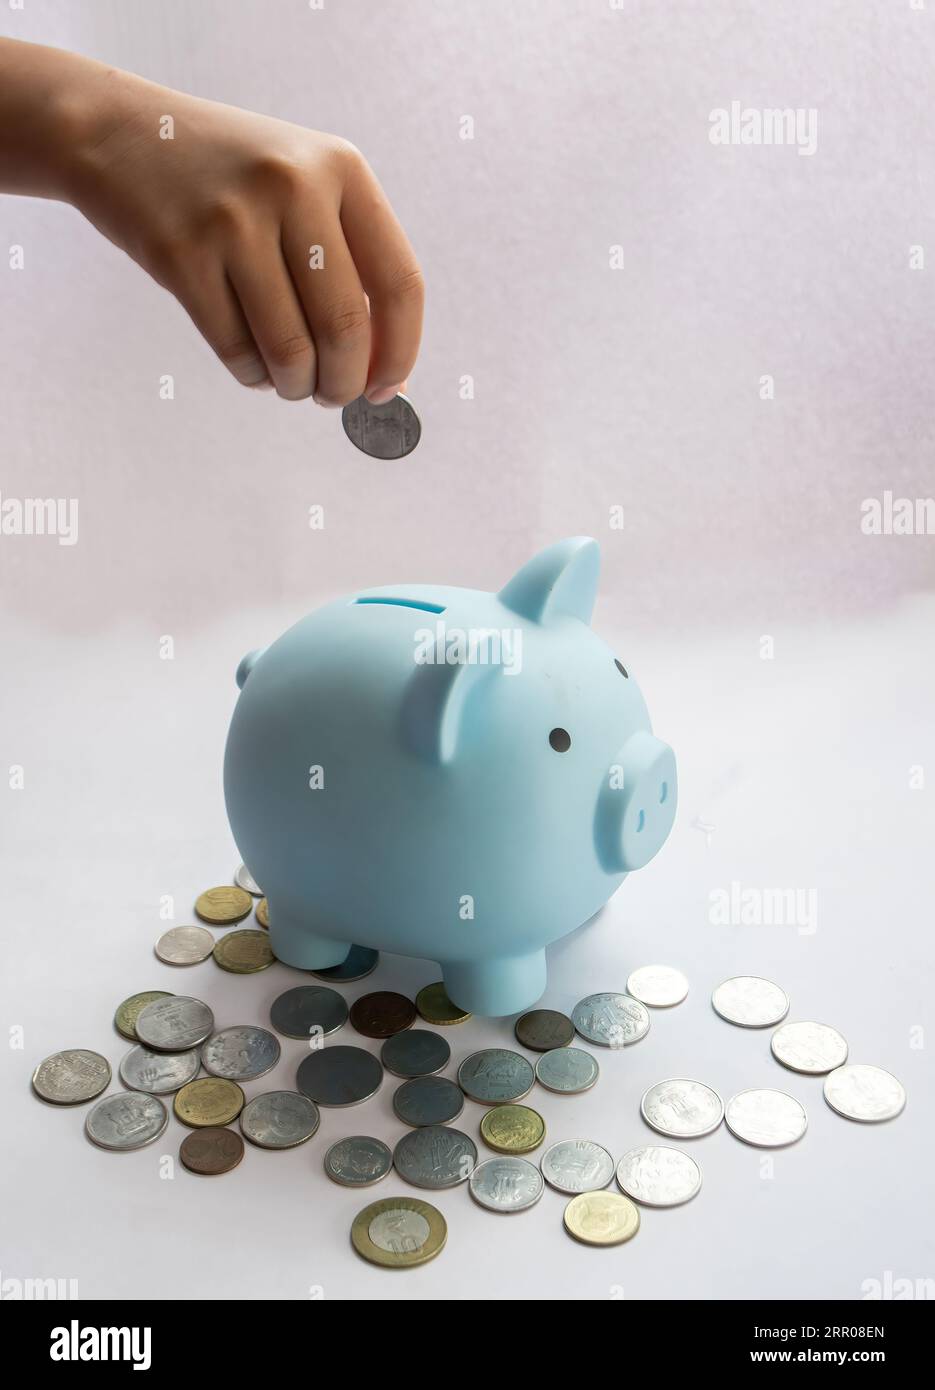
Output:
top-left (31, 878), bottom-right (907, 1268)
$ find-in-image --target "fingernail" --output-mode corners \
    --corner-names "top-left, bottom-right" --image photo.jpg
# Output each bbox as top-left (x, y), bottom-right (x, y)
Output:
top-left (250, 379), bottom-right (274, 391)
top-left (365, 384), bottom-right (401, 405)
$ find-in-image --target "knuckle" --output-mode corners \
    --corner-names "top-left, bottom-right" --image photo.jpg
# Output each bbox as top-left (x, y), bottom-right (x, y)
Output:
top-left (214, 337), bottom-right (265, 375)
top-left (383, 262), bottom-right (425, 308)
top-left (318, 300), bottom-right (370, 352)
top-left (247, 151), bottom-right (304, 199)
top-left (197, 196), bottom-right (250, 243)
top-left (265, 332), bottom-right (315, 371)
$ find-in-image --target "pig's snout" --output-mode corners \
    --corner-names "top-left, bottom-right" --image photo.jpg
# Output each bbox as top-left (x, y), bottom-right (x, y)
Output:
top-left (596, 730), bottom-right (677, 873)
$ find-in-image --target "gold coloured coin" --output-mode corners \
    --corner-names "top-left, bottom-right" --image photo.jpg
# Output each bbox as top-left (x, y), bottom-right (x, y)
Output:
top-left (195, 885), bottom-right (253, 925)
top-left (415, 982), bottom-right (470, 1026)
top-left (563, 1190), bottom-right (640, 1247)
top-left (114, 991), bottom-right (173, 1041)
top-left (213, 929), bottom-right (275, 973)
top-left (255, 897), bottom-right (269, 929)
top-left (479, 1104), bottom-right (545, 1155)
top-left (351, 1197), bottom-right (447, 1269)
top-left (174, 1077), bottom-right (245, 1128)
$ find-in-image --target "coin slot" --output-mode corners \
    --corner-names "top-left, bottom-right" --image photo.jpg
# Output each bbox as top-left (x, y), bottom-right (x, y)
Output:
top-left (637, 810), bottom-right (645, 832)
top-left (659, 781), bottom-right (668, 804)
top-left (354, 597), bottom-right (446, 614)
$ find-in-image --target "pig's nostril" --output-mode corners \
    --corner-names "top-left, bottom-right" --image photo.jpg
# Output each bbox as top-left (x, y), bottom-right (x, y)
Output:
top-left (637, 810), bottom-right (645, 832)
top-left (660, 781), bottom-right (668, 804)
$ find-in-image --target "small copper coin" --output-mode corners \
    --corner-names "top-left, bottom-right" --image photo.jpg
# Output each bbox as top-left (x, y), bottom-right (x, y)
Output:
top-left (349, 991), bottom-right (417, 1038)
top-left (255, 897), bottom-right (269, 929)
top-left (180, 1126), bottom-right (245, 1175)
top-left (514, 1009), bottom-right (575, 1052)
top-left (195, 885), bottom-right (253, 925)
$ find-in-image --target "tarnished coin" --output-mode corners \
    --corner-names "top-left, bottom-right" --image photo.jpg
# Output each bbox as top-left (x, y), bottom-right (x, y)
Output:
top-left (712, 976), bottom-right (789, 1028)
top-left (626, 964), bottom-right (689, 1008)
top-left (213, 928), bottom-right (274, 973)
top-left (342, 392), bottom-right (422, 461)
top-left (393, 1125), bottom-right (477, 1188)
top-left (725, 1089), bottom-right (808, 1147)
top-left (381, 1029), bottom-right (450, 1078)
top-left (470, 1157), bottom-right (544, 1213)
top-left (615, 1145), bottom-right (702, 1207)
top-left (540, 1138), bottom-right (615, 1194)
top-left (180, 1126), bottom-right (245, 1175)
top-left (564, 1191), bottom-right (640, 1247)
top-left (823, 1064), bottom-right (906, 1123)
top-left (479, 1104), bottom-right (545, 1155)
top-left (514, 1008), bottom-right (574, 1052)
top-left (325, 1136), bottom-right (393, 1187)
top-left (641, 1078), bottom-right (724, 1138)
top-left (255, 897), bottom-right (269, 929)
top-left (32, 1050), bottom-right (111, 1105)
top-left (349, 991), bottom-right (416, 1038)
top-left (174, 1076), bottom-right (245, 1128)
top-left (239, 1091), bottom-right (320, 1148)
top-left (201, 1025), bottom-right (281, 1081)
top-left (572, 992), bottom-right (650, 1047)
top-left (311, 944), bottom-right (379, 983)
top-left (135, 996), bottom-right (214, 1052)
top-left (194, 885), bottom-right (253, 925)
top-left (457, 1049), bottom-right (535, 1105)
top-left (118, 1044), bottom-right (200, 1094)
top-left (771, 1021), bottom-right (848, 1075)
top-left (269, 986), bottom-right (348, 1039)
top-left (234, 863), bottom-right (263, 897)
top-left (351, 1197), bottom-right (446, 1269)
top-left (296, 1044), bottom-right (383, 1107)
top-left (155, 925), bottom-right (215, 966)
top-left (393, 1075), bottom-right (464, 1127)
top-left (114, 990), bottom-right (173, 1041)
top-left (535, 1046), bottom-right (600, 1095)
top-left (415, 981), bottom-right (471, 1026)
top-left (85, 1092), bottom-right (168, 1150)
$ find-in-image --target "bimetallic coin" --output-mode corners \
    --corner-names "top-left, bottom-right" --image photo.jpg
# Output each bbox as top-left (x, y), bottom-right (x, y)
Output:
top-left (349, 991), bottom-right (416, 1038)
top-left (641, 1079), bottom-right (724, 1138)
top-left (269, 986), bottom-right (348, 1040)
top-left (180, 1127), bottom-right (245, 1175)
top-left (381, 1029), bottom-right (450, 1078)
top-left (311, 944), bottom-right (379, 983)
top-left (255, 897), bottom-right (269, 929)
top-left (234, 863), bottom-right (263, 897)
top-left (626, 964), bottom-right (689, 1008)
top-left (564, 1191), bottom-right (640, 1247)
top-left (201, 1025), bottom-right (281, 1081)
top-left (325, 1136), bottom-right (393, 1187)
top-left (535, 1047), bottom-right (600, 1095)
top-left (239, 1091), bottom-right (320, 1148)
top-left (415, 982), bottom-right (471, 1026)
top-left (119, 1044), bottom-right (199, 1095)
top-left (514, 1008), bottom-right (575, 1052)
top-left (771, 1021), bottom-right (848, 1075)
top-left (86, 1092), bottom-right (168, 1151)
top-left (342, 392), bottom-right (422, 461)
top-left (393, 1125), bottom-right (477, 1189)
top-left (174, 1076), bottom-right (245, 1128)
top-left (616, 1146), bottom-right (702, 1207)
top-left (296, 1045), bottom-right (383, 1107)
top-left (457, 1049), bottom-right (535, 1105)
top-left (541, 1139), bottom-right (615, 1194)
top-left (479, 1104), bottom-right (545, 1155)
top-left (823, 1064), bottom-right (907, 1123)
top-left (32, 1050), bottom-right (111, 1105)
top-left (351, 1197), bottom-right (446, 1269)
top-left (572, 992), bottom-right (650, 1047)
top-left (114, 991), bottom-right (172, 1041)
top-left (470, 1157), bottom-right (544, 1213)
top-left (393, 1076), bottom-right (464, 1127)
top-left (194, 885), bottom-right (253, 925)
top-left (135, 996), bottom-right (214, 1052)
top-left (213, 928), bottom-right (274, 973)
top-left (712, 976), bottom-right (789, 1028)
top-left (155, 925), bottom-right (215, 965)
top-left (725, 1089), bottom-right (808, 1147)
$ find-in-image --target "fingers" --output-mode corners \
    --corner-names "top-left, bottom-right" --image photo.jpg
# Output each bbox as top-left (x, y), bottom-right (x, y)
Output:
top-left (226, 246), bottom-right (317, 400)
top-left (174, 264), bottom-right (271, 389)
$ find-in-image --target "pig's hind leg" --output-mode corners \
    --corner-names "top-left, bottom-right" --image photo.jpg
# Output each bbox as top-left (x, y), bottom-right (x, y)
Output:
top-left (265, 901), bottom-right (350, 971)
top-left (441, 949), bottom-right (547, 1018)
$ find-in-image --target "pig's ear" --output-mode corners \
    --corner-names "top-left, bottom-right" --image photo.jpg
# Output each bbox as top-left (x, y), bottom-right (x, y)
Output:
top-left (401, 647), bottom-right (495, 765)
top-left (497, 537), bottom-right (599, 625)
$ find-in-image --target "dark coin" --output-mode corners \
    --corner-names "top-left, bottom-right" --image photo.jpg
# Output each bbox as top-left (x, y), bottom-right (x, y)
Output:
top-left (341, 392), bottom-right (421, 460)
top-left (381, 1029), bottom-right (451, 1079)
top-left (269, 986), bottom-right (348, 1039)
top-left (179, 1126), bottom-right (245, 1175)
top-left (349, 991), bottom-right (416, 1038)
top-left (514, 1009), bottom-right (575, 1052)
top-left (310, 944), bottom-right (379, 983)
top-left (393, 1076), bottom-right (465, 1127)
top-left (296, 1044), bottom-right (383, 1107)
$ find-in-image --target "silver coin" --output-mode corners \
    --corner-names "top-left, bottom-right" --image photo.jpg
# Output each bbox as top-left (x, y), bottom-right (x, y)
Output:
top-left (540, 1138), bottom-right (615, 1194)
top-left (85, 1091), bottom-right (168, 1151)
top-left (457, 1049), bottom-right (535, 1104)
top-left (31, 1049), bottom-right (111, 1105)
top-left (470, 1156), bottom-right (544, 1213)
top-left (324, 1135), bottom-right (393, 1186)
top-left (535, 1046), bottom-right (600, 1095)
top-left (725, 1089), bottom-right (808, 1147)
top-left (310, 944), bottom-right (379, 983)
top-left (823, 1064), bottom-right (907, 1123)
top-left (118, 1044), bottom-right (200, 1094)
top-left (239, 1090), bottom-right (320, 1148)
top-left (381, 1029), bottom-right (451, 1079)
top-left (641, 1078), bottom-right (724, 1138)
top-left (269, 986), bottom-right (348, 1039)
top-left (771, 1020), bottom-right (848, 1075)
top-left (615, 1145), bottom-right (702, 1206)
top-left (626, 964), bottom-right (689, 1008)
top-left (712, 976), bottom-right (789, 1028)
top-left (296, 1044), bottom-right (383, 1107)
top-left (393, 1075), bottom-right (464, 1127)
top-left (155, 925), bottom-right (215, 965)
top-left (234, 863), bottom-right (263, 896)
top-left (341, 392), bottom-right (421, 460)
top-left (135, 995), bottom-right (214, 1052)
top-left (393, 1125), bottom-right (477, 1189)
top-left (572, 992), bottom-right (650, 1047)
top-left (201, 1025), bottom-right (281, 1080)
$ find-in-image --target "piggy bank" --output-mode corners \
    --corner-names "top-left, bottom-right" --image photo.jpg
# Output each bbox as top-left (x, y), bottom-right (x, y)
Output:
top-left (224, 537), bottom-right (676, 1017)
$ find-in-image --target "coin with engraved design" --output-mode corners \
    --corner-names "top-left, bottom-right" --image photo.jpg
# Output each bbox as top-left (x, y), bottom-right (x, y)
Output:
top-left (86, 1092), bottom-right (168, 1150)
top-left (201, 1025), bottom-right (281, 1081)
top-left (540, 1138), bottom-right (615, 1194)
top-left (470, 1156), bottom-right (544, 1213)
top-left (239, 1091), bottom-right (320, 1148)
top-left (457, 1049), bottom-right (535, 1104)
top-left (615, 1145), bottom-right (702, 1206)
top-left (351, 1197), bottom-right (446, 1268)
top-left (393, 1125), bottom-right (477, 1188)
top-left (641, 1079), bottom-right (723, 1138)
top-left (572, 993), bottom-right (650, 1047)
top-left (119, 1044), bottom-right (200, 1094)
top-left (32, 1049), bottom-right (111, 1105)
top-left (324, 1136), bottom-right (393, 1187)
top-left (135, 996), bottom-right (214, 1052)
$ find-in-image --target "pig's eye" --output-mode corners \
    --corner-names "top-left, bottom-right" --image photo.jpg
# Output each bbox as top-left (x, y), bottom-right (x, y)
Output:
top-left (615, 659), bottom-right (629, 679)
top-left (549, 728), bottom-right (571, 753)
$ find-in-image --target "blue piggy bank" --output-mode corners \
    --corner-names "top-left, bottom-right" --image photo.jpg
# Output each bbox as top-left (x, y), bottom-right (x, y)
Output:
top-left (224, 537), bottom-right (676, 1017)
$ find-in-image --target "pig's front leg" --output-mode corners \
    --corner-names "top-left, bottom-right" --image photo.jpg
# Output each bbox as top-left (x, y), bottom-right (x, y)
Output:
top-left (266, 901), bottom-right (351, 972)
top-left (441, 950), bottom-right (547, 1018)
